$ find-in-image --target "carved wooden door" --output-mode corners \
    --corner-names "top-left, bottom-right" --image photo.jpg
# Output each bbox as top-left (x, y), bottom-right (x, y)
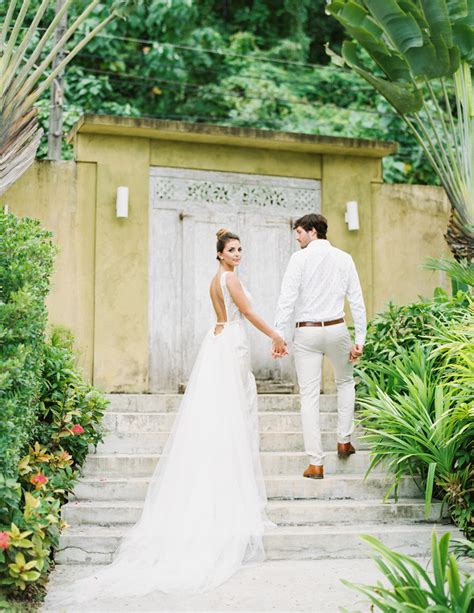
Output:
top-left (149, 167), bottom-right (321, 392)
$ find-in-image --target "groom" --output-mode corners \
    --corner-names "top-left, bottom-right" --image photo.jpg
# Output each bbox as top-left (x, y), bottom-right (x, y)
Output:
top-left (272, 213), bottom-right (366, 480)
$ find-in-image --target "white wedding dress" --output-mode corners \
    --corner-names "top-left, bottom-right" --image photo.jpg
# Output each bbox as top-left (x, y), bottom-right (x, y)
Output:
top-left (58, 272), bottom-right (275, 604)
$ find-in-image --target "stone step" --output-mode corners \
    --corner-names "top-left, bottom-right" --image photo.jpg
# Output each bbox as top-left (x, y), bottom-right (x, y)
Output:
top-left (256, 381), bottom-right (295, 394)
top-left (82, 450), bottom-right (378, 478)
top-left (105, 394), bottom-right (337, 413)
top-left (62, 498), bottom-right (446, 528)
top-left (102, 411), bottom-right (341, 433)
top-left (266, 524), bottom-right (457, 561)
top-left (94, 430), bottom-right (368, 454)
top-left (55, 523), bottom-right (456, 565)
top-left (71, 474), bottom-right (420, 502)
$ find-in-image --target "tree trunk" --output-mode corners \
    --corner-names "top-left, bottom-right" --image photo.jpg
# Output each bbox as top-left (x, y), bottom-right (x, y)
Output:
top-left (47, 0), bottom-right (68, 161)
top-left (444, 208), bottom-right (474, 261)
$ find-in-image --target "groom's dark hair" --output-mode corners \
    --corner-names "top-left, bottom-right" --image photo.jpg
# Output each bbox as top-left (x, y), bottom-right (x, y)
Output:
top-left (293, 214), bottom-right (328, 239)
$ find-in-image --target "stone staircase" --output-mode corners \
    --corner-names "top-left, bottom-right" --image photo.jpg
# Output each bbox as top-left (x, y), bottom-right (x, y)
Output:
top-left (57, 394), bottom-right (452, 564)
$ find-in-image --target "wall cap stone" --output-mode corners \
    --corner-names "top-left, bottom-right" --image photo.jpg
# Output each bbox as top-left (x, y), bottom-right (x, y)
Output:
top-left (68, 114), bottom-right (397, 159)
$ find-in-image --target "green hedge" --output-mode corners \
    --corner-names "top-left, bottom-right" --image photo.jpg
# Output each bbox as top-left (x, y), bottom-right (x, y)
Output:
top-left (0, 213), bottom-right (107, 600)
top-left (0, 211), bottom-right (57, 478)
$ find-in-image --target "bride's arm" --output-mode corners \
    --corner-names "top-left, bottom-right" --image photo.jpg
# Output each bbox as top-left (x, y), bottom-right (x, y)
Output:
top-left (226, 273), bottom-right (285, 344)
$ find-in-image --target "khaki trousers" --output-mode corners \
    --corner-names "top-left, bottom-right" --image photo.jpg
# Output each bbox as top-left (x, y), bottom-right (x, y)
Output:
top-left (293, 323), bottom-right (355, 466)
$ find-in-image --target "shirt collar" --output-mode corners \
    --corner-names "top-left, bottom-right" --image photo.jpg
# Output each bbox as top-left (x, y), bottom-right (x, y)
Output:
top-left (306, 239), bottom-right (331, 249)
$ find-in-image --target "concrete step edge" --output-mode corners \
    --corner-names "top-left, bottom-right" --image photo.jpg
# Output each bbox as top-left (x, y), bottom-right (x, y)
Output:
top-left (98, 430), bottom-right (362, 436)
top-left (84, 450), bottom-right (373, 459)
top-left (59, 523), bottom-right (455, 537)
top-left (104, 411), bottom-right (333, 416)
top-left (62, 498), bottom-right (442, 510)
top-left (105, 393), bottom-right (319, 399)
top-left (75, 473), bottom-right (404, 483)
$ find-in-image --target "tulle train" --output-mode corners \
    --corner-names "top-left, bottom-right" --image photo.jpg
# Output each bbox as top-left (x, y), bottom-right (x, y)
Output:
top-left (55, 321), bottom-right (274, 605)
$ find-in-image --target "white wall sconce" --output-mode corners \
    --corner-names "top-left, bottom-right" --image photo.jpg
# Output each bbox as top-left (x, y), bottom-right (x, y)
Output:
top-left (345, 200), bottom-right (359, 231)
top-left (116, 186), bottom-right (129, 218)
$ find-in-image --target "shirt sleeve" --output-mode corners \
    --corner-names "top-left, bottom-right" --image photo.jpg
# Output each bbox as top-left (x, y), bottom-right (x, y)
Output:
top-left (346, 258), bottom-right (367, 346)
top-left (274, 253), bottom-right (303, 341)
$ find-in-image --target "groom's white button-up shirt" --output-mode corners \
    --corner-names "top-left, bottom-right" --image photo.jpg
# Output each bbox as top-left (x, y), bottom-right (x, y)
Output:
top-left (274, 239), bottom-right (367, 345)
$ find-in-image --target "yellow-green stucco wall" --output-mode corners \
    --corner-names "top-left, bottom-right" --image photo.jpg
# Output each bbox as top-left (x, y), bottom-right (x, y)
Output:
top-left (3, 119), bottom-right (450, 392)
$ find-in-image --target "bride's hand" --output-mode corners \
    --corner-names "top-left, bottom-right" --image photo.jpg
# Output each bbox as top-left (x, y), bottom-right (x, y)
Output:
top-left (271, 335), bottom-right (288, 359)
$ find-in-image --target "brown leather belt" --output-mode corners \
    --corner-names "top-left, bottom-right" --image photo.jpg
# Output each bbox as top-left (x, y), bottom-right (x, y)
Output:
top-left (296, 318), bottom-right (344, 328)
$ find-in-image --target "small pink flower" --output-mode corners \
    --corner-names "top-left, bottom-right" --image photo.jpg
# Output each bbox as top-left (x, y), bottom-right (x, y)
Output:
top-left (30, 473), bottom-right (49, 488)
top-left (71, 424), bottom-right (84, 435)
top-left (0, 532), bottom-right (10, 550)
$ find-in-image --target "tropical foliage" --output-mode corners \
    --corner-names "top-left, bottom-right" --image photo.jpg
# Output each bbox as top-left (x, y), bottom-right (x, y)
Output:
top-left (0, 0), bottom-right (136, 195)
top-left (356, 288), bottom-right (474, 538)
top-left (1, 0), bottom-right (445, 186)
top-left (424, 257), bottom-right (474, 291)
top-left (342, 532), bottom-right (474, 612)
top-left (326, 0), bottom-right (474, 260)
top-left (0, 211), bottom-right (107, 598)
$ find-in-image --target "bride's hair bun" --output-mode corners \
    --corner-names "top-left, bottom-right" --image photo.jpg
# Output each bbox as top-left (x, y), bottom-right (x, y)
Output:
top-left (216, 228), bottom-right (229, 239)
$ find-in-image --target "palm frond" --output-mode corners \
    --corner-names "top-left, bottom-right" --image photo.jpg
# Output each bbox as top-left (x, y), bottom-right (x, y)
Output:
top-left (0, 0), bottom-right (137, 195)
top-left (326, 1), bottom-right (474, 260)
top-left (424, 257), bottom-right (474, 287)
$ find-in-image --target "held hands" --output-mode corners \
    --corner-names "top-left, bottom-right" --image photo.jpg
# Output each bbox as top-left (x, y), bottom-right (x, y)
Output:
top-left (271, 335), bottom-right (288, 359)
top-left (349, 344), bottom-right (363, 363)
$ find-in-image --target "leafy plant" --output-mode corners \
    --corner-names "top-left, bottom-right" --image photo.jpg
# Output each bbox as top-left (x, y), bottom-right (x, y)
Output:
top-left (342, 532), bottom-right (474, 612)
top-left (33, 326), bottom-right (107, 467)
top-left (0, 325), bottom-right (108, 595)
top-left (357, 293), bottom-right (474, 537)
top-left (424, 257), bottom-right (474, 292)
top-left (0, 491), bottom-right (62, 592)
top-left (358, 289), bottom-right (468, 377)
top-left (327, 0), bottom-right (474, 260)
top-left (0, 213), bottom-right (108, 595)
top-left (451, 538), bottom-right (474, 560)
top-left (0, 210), bottom-right (57, 478)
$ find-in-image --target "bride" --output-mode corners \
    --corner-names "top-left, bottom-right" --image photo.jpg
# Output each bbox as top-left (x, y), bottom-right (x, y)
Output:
top-left (58, 228), bottom-right (288, 603)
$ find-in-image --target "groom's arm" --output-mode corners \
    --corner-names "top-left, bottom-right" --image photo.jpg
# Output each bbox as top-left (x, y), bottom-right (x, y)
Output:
top-left (346, 258), bottom-right (367, 348)
top-left (274, 253), bottom-right (303, 342)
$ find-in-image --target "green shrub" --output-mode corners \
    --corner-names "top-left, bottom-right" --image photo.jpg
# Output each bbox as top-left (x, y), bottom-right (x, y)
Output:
top-left (0, 326), bottom-right (108, 595)
top-left (33, 327), bottom-right (107, 468)
top-left (359, 289), bottom-right (468, 385)
top-left (342, 532), bottom-right (474, 612)
top-left (0, 213), bottom-right (107, 596)
top-left (0, 211), bottom-right (57, 478)
top-left (0, 487), bottom-right (61, 593)
top-left (357, 293), bottom-right (474, 538)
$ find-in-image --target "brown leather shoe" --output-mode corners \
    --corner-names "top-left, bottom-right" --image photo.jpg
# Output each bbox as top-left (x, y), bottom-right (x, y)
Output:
top-left (337, 442), bottom-right (356, 458)
top-left (303, 464), bottom-right (324, 479)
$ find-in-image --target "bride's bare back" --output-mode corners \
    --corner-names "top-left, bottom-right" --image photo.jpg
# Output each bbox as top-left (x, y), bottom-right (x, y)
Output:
top-left (210, 274), bottom-right (227, 335)
top-left (210, 271), bottom-right (280, 343)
